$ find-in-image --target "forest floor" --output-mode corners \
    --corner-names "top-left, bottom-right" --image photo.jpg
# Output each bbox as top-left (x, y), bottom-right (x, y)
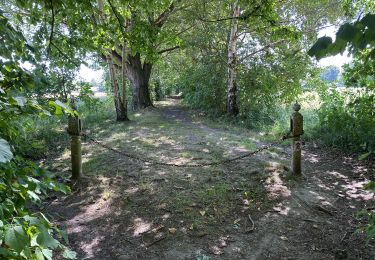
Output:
top-left (44, 99), bottom-right (375, 260)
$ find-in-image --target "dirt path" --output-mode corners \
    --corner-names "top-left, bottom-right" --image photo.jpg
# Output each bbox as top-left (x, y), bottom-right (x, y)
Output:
top-left (47, 100), bottom-right (374, 260)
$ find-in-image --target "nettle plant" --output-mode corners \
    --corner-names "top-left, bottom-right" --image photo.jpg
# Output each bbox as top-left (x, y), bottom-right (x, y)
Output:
top-left (0, 10), bottom-right (76, 259)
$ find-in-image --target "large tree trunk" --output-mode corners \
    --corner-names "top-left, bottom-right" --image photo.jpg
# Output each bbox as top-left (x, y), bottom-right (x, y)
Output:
top-left (107, 55), bottom-right (128, 121)
top-left (227, 1), bottom-right (240, 116)
top-left (121, 43), bottom-right (129, 116)
top-left (127, 53), bottom-right (153, 110)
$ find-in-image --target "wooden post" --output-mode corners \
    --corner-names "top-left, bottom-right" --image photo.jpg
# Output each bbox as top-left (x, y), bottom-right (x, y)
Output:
top-left (290, 102), bottom-right (303, 175)
top-left (67, 109), bottom-right (83, 180)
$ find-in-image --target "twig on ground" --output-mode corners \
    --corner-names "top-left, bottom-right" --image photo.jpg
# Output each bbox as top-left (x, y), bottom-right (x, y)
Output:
top-left (246, 214), bottom-right (255, 232)
top-left (144, 236), bottom-right (166, 248)
top-left (340, 231), bottom-right (348, 243)
top-left (313, 205), bottom-right (334, 216)
top-left (302, 218), bottom-right (318, 223)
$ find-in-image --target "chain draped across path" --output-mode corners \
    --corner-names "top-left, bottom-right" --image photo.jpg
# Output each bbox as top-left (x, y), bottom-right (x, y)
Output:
top-left (82, 133), bottom-right (284, 168)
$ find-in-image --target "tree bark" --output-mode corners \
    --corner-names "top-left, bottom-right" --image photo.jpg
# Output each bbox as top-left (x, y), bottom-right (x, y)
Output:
top-left (227, 1), bottom-right (240, 116)
top-left (126, 53), bottom-right (153, 110)
top-left (121, 43), bottom-right (129, 116)
top-left (97, 0), bottom-right (128, 121)
top-left (107, 55), bottom-right (128, 121)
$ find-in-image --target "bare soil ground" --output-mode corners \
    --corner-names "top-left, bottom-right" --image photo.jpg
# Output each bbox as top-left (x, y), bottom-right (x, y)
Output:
top-left (45, 99), bottom-right (374, 260)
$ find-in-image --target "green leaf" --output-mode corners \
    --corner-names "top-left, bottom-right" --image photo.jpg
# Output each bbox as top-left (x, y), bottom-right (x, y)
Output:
top-left (0, 248), bottom-right (14, 257)
top-left (0, 138), bottom-right (13, 163)
top-left (336, 23), bottom-right (359, 41)
top-left (307, 36), bottom-right (333, 60)
top-left (27, 190), bottom-right (41, 202)
top-left (364, 181), bottom-right (375, 191)
top-left (361, 14), bottom-right (375, 31)
top-left (49, 100), bottom-right (76, 116)
top-left (326, 38), bottom-right (347, 56)
top-left (4, 65), bottom-right (11, 72)
top-left (62, 247), bottom-right (77, 259)
top-left (36, 226), bottom-right (59, 249)
top-left (20, 246), bottom-right (32, 259)
top-left (13, 96), bottom-right (27, 107)
top-left (359, 151), bottom-right (372, 161)
top-left (57, 229), bottom-right (69, 244)
top-left (4, 225), bottom-right (29, 253)
top-left (35, 248), bottom-right (45, 260)
top-left (49, 101), bottom-right (63, 115)
top-left (42, 248), bottom-right (52, 260)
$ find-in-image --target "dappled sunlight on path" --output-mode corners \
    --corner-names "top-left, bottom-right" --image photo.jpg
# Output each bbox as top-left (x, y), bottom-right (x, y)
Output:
top-left (46, 100), bottom-right (375, 259)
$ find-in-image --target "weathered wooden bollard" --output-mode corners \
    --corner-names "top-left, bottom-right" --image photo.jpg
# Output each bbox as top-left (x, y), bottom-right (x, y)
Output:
top-left (283, 102), bottom-right (304, 175)
top-left (67, 108), bottom-right (82, 180)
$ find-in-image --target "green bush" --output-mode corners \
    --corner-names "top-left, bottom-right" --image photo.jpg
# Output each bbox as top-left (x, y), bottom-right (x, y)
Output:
top-left (317, 86), bottom-right (375, 156)
top-left (0, 158), bottom-right (75, 259)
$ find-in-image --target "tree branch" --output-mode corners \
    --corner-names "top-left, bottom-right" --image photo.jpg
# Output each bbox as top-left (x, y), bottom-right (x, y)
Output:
top-left (158, 46), bottom-right (180, 54)
top-left (107, 0), bottom-right (126, 34)
top-left (47, 0), bottom-right (55, 56)
top-left (154, 1), bottom-right (178, 27)
top-left (198, 4), bottom-right (261, 23)
top-left (50, 41), bottom-right (81, 67)
top-left (240, 39), bottom-right (286, 61)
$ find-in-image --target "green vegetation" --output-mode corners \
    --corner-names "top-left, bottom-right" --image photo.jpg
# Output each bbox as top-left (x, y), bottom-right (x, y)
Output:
top-left (0, 0), bottom-right (374, 258)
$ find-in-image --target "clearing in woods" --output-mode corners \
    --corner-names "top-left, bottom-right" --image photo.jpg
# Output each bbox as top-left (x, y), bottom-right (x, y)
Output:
top-left (45, 99), bottom-right (374, 259)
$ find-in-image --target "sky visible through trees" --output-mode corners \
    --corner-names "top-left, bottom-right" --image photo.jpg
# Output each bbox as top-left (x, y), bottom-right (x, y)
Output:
top-left (0, 0), bottom-right (374, 259)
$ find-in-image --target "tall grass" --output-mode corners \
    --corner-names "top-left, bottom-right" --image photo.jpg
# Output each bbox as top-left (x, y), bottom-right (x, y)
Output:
top-left (16, 97), bottom-right (116, 159)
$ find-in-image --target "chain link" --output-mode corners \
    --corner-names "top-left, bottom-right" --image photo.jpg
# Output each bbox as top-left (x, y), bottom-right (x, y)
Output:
top-left (82, 133), bottom-right (283, 168)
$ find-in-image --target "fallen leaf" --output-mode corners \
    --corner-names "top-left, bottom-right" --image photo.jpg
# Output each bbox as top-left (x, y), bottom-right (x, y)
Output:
top-left (199, 210), bottom-right (206, 216)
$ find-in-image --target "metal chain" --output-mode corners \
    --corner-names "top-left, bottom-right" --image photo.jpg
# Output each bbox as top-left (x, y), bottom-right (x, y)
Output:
top-left (82, 133), bottom-right (283, 168)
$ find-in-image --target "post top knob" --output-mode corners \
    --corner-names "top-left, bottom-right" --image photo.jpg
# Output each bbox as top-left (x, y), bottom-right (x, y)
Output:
top-left (293, 102), bottom-right (301, 112)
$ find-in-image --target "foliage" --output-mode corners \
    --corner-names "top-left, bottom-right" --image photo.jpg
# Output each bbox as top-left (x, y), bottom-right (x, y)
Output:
top-left (316, 86), bottom-right (375, 153)
top-left (0, 9), bottom-right (76, 259)
top-left (0, 158), bottom-right (75, 259)
top-left (309, 11), bottom-right (375, 155)
top-left (308, 13), bottom-right (375, 59)
top-left (358, 181), bottom-right (375, 243)
top-left (153, 0), bottom-right (340, 120)
top-left (78, 82), bottom-right (101, 109)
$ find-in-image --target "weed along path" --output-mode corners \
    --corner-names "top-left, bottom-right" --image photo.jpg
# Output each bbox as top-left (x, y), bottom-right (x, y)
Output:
top-left (47, 100), bottom-right (374, 259)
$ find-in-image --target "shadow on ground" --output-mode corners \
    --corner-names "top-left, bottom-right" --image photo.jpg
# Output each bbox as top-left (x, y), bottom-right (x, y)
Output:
top-left (46, 100), bottom-right (375, 259)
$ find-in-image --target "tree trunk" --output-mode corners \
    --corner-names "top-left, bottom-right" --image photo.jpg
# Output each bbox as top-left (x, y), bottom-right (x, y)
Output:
top-left (107, 55), bottom-right (128, 121)
top-left (97, 0), bottom-right (128, 121)
top-left (127, 53), bottom-right (153, 110)
top-left (227, 1), bottom-right (240, 116)
top-left (121, 43), bottom-right (128, 112)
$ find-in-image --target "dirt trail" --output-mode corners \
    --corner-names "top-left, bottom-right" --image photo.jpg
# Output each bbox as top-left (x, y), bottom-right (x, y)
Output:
top-left (48, 100), bottom-right (374, 260)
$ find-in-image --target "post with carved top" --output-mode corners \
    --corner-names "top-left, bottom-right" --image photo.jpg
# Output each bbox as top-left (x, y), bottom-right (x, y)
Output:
top-left (290, 102), bottom-right (303, 175)
top-left (67, 101), bottom-right (82, 180)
